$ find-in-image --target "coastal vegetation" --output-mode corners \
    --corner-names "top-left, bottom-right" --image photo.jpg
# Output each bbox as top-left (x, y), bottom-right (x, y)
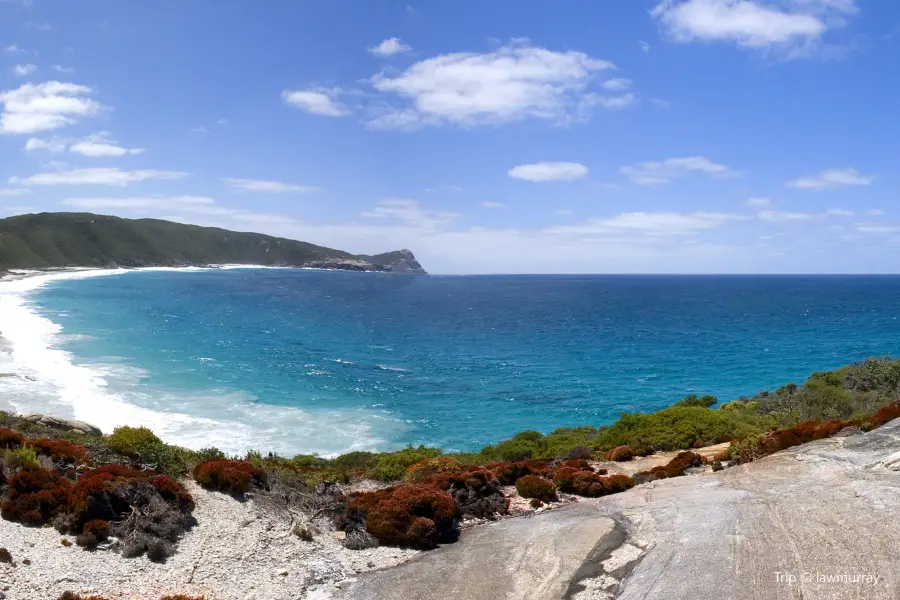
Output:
top-left (1, 357), bottom-right (900, 557)
top-left (0, 212), bottom-right (423, 272)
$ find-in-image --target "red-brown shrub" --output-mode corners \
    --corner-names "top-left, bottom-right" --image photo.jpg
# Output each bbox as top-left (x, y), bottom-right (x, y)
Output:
top-left (514, 475), bottom-right (556, 501)
top-left (608, 446), bottom-right (633, 462)
top-left (0, 427), bottom-right (23, 449)
top-left (348, 483), bottom-right (459, 549)
top-left (193, 459), bottom-right (267, 494)
top-left (25, 438), bottom-right (91, 465)
top-left (57, 594), bottom-right (113, 600)
top-left (869, 403), bottom-right (900, 428)
top-left (553, 468), bottom-right (634, 497)
top-left (424, 469), bottom-right (509, 518)
top-left (692, 440), bottom-right (706, 449)
top-left (76, 519), bottom-right (111, 548)
top-left (0, 468), bottom-right (71, 525)
top-left (559, 459), bottom-right (594, 471)
top-left (152, 475), bottom-right (195, 511)
top-left (404, 457), bottom-right (476, 483)
top-left (487, 459), bottom-right (552, 485)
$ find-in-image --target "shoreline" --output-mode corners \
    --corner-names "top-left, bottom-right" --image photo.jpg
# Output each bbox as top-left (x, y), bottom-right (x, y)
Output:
top-left (0, 266), bottom-right (400, 457)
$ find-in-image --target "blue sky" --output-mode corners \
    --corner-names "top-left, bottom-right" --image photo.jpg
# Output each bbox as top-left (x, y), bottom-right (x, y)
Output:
top-left (0, 0), bottom-right (897, 274)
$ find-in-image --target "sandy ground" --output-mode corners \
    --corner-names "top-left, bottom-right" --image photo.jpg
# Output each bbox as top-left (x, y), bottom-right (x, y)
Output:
top-left (0, 481), bottom-right (418, 600)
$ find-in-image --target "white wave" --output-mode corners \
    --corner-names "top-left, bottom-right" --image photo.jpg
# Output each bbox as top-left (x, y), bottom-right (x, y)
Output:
top-left (376, 364), bottom-right (409, 372)
top-left (0, 267), bottom-right (406, 455)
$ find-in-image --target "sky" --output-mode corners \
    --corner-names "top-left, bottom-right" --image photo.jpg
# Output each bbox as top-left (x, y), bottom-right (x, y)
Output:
top-left (0, 0), bottom-right (898, 274)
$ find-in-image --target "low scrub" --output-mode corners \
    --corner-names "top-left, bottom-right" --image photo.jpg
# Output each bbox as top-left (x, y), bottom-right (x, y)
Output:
top-left (193, 459), bottom-right (267, 495)
top-left (608, 446), bottom-right (633, 462)
top-left (553, 468), bottom-right (634, 497)
top-left (347, 484), bottom-right (459, 549)
top-left (26, 438), bottom-right (91, 466)
top-left (0, 427), bottom-right (23, 450)
top-left (514, 475), bottom-right (557, 502)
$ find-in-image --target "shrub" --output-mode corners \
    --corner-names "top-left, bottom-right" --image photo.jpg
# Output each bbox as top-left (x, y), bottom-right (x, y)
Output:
top-left (644, 451), bottom-right (705, 479)
top-left (193, 459), bottom-right (266, 494)
top-left (366, 446), bottom-right (443, 482)
top-left (675, 394), bottom-right (718, 408)
top-left (5, 445), bottom-right (40, 471)
top-left (64, 465), bottom-right (196, 560)
top-left (608, 446), bottom-right (633, 462)
top-left (404, 457), bottom-right (473, 483)
top-left (424, 469), bottom-right (509, 518)
top-left (347, 484), bottom-right (459, 549)
top-left (26, 438), bottom-right (91, 465)
top-left (529, 498), bottom-right (543, 509)
top-left (553, 468), bottom-right (634, 497)
top-left (514, 475), bottom-right (557, 501)
top-left (1, 467), bottom-right (70, 525)
top-left (76, 519), bottom-right (111, 548)
top-left (57, 594), bottom-right (113, 600)
top-left (593, 406), bottom-right (767, 452)
top-left (105, 426), bottom-right (192, 477)
top-left (0, 427), bottom-right (23, 449)
top-left (868, 403), bottom-right (900, 428)
top-left (329, 451), bottom-right (378, 471)
top-left (488, 459), bottom-right (552, 485)
top-left (0, 547), bottom-right (11, 563)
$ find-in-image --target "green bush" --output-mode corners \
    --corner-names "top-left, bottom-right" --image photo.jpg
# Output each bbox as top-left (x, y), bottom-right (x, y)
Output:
top-left (5, 446), bottom-right (39, 471)
top-left (366, 446), bottom-right (443, 481)
top-left (592, 406), bottom-right (767, 451)
top-left (104, 426), bottom-right (193, 477)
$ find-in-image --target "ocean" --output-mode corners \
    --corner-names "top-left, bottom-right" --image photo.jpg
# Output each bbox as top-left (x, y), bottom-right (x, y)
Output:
top-left (1, 268), bottom-right (899, 456)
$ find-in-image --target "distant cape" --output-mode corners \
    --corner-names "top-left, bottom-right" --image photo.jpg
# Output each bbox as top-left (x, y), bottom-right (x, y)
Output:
top-left (0, 212), bottom-right (426, 274)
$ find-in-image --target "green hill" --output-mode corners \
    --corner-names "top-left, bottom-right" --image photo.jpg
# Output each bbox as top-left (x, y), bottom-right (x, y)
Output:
top-left (0, 212), bottom-right (425, 273)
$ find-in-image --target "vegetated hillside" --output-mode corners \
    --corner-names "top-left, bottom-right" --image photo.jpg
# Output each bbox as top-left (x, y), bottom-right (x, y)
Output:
top-left (0, 212), bottom-right (419, 271)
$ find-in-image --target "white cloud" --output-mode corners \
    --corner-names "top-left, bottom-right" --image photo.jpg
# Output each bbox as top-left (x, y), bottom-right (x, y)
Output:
top-left (0, 188), bottom-right (31, 196)
top-left (583, 93), bottom-right (637, 109)
top-left (13, 64), bottom-right (37, 77)
top-left (70, 132), bottom-right (144, 157)
top-left (4, 45), bottom-right (26, 55)
top-left (362, 198), bottom-right (459, 230)
top-left (867, 209), bottom-right (885, 216)
top-left (746, 197), bottom-right (772, 207)
top-left (481, 201), bottom-right (504, 208)
top-left (856, 223), bottom-right (900, 234)
top-left (223, 178), bottom-right (319, 194)
top-left (785, 168), bottom-right (874, 190)
top-left (544, 211), bottom-right (747, 236)
top-left (0, 81), bottom-right (101, 134)
top-left (651, 0), bottom-right (858, 54)
top-left (368, 37), bottom-right (412, 56)
top-left (62, 195), bottom-right (217, 212)
top-left (639, 40), bottom-right (651, 54)
top-left (12, 167), bottom-right (187, 186)
top-left (368, 41), bottom-right (616, 129)
top-left (24, 136), bottom-right (66, 153)
top-left (602, 78), bottom-right (631, 91)
top-left (52, 65), bottom-right (74, 74)
top-left (281, 88), bottom-right (348, 117)
top-left (508, 162), bottom-right (589, 182)
top-left (620, 156), bottom-right (737, 185)
top-left (756, 208), bottom-right (854, 221)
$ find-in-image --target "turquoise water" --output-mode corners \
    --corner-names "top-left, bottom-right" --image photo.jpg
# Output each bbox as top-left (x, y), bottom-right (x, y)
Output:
top-left (2, 269), bottom-right (899, 455)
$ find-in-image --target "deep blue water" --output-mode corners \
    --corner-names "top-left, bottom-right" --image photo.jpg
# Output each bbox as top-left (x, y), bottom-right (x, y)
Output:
top-left (9, 270), bottom-right (900, 455)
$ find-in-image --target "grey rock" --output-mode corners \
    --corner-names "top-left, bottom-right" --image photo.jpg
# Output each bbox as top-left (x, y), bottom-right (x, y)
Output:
top-left (21, 413), bottom-right (102, 437)
top-left (330, 418), bottom-right (900, 600)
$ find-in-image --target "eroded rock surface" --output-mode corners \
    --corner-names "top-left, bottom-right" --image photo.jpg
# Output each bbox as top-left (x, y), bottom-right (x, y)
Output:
top-left (329, 420), bottom-right (900, 600)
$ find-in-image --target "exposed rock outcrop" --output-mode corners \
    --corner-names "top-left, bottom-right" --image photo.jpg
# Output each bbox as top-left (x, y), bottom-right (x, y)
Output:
top-left (327, 418), bottom-right (900, 600)
top-left (20, 413), bottom-right (103, 437)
